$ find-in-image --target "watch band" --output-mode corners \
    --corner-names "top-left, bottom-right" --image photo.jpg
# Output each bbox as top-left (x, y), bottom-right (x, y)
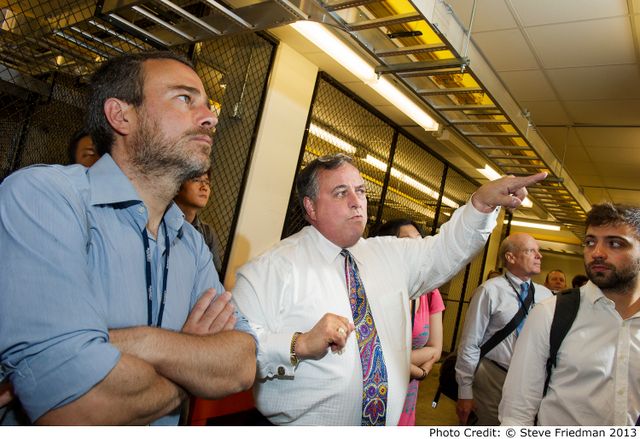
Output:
top-left (290, 331), bottom-right (302, 367)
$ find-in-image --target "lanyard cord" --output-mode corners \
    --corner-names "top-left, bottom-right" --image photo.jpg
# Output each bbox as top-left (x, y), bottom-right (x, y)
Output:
top-left (504, 273), bottom-right (530, 315)
top-left (141, 221), bottom-right (170, 327)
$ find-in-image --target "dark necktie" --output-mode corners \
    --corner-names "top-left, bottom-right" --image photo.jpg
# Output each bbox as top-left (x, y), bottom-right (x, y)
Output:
top-left (341, 249), bottom-right (388, 426)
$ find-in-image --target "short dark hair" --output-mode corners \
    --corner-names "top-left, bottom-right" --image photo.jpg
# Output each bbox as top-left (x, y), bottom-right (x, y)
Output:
top-left (296, 153), bottom-right (354, 214)
top-left (545, 269), bottom-right (565, 283)
top-left (86, 51), bottom-right (193, 156)
top-left (68, 128), bottom-right (91, 164)
top-left (371, 218), bottom-right (424, 238)
top-left (585, 202), bottom-right (640, 238)
top-left (571, 274), bottom-right (588, 288)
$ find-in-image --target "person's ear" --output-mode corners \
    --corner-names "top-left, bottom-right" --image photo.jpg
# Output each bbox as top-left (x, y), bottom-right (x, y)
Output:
top-left (104, 98), bottom-right (134, 135)
top-left (303, 196), bottom-right (317, 222)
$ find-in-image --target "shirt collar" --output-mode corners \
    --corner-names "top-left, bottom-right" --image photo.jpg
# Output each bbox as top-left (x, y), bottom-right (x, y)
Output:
top-left (88, 154), bottom-right (141, 206)
top-left (505, 270), bottom-right (529, 288)
top-left (88, 154), bottom-right (184, 237)
top-left (583, 280), bottom-right (609, 305)
top-left (307, 225), bottom-right (364, 264)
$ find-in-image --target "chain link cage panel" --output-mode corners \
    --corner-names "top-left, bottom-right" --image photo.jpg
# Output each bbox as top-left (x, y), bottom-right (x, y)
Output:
top-left (193, 34), bottom-right (276, 276)
top-left (375, 133), bottom-right (446, 235)
top-left (0, 1), bottom-right (276, 279)
top-left (440, 243), bottom-right (488, 353)
top-left (281, 74), bottom-right (396, 238)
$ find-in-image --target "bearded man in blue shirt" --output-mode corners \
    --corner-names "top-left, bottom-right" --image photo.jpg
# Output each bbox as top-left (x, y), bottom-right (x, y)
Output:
top-left (0, 51), bottom-right (256, 425)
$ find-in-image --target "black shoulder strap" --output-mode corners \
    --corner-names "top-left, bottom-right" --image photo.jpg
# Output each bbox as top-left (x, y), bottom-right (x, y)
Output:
top-left (479, 283), bottom-right (535, 358)
top-left (543, 287), bottom-right (581, 396)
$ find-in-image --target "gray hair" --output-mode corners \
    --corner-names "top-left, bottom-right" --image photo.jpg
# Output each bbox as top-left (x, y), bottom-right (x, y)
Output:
top-left (296, 153), bottom-right (354, 212)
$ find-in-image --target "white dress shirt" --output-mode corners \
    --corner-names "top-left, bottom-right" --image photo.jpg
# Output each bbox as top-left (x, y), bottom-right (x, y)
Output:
top-left (499, 281), bottom-right (640, 426)
top-left (455, 271), bottom-right (553, 400)
top-left (233, 203), bottom-right (497, 425)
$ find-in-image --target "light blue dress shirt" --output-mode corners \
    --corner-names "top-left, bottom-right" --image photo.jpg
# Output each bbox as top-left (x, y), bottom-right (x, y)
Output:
top-left (0, 154), bottom-right (253, 425)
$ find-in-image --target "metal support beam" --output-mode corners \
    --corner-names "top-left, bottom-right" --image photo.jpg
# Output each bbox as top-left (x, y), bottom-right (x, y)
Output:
top-left (348, 12), bottom-right (421, 31)
top-left (376, 57), bottom-right (465, 75)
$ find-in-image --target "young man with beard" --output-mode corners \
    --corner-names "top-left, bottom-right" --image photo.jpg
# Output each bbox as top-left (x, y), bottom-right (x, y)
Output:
top-left (499, 203), bottom-right (640, 425)
top-left (0, 52), bottom-right (256, 425)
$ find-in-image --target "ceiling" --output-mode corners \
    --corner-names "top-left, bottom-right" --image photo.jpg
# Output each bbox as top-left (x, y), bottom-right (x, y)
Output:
top-left (2, 0), bottom-right (638, 249)
top-left (444, 0), bottom-right (640, 208)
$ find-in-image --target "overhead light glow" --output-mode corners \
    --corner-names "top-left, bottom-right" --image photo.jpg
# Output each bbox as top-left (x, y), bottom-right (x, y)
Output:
top-left (505, 220), bottom-right (561, 231)
top-left (478, 164), bottom-right (533, 208)
top-left (308, 123), bottom-right (357, 153)
top-left (365, 154), bottom-right (459, 208)
top-left (291, 21), bottom-right (439, 131)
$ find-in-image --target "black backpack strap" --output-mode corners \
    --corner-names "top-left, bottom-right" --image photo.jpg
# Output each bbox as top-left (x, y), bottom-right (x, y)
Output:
top-left (543, 288), bottom-right (581, 396)
top-left (479, 283), bottom-right (535, 358)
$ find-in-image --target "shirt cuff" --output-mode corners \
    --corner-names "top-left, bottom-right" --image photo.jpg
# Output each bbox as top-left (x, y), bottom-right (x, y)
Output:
top-left (462, 200), bottom-right (499, 232)
top-left (458, 383), bottom-right (474, 400)
top-left (11, 342), bottom-right (120, 421)
top-left (256, 331), bottom-right (295, 379)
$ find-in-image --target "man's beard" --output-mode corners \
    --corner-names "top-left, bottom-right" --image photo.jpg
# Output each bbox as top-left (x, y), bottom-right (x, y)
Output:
top-left (585, 257), bottom-right (640, 294)
top-left (130, 111), bottom-right (212, 185)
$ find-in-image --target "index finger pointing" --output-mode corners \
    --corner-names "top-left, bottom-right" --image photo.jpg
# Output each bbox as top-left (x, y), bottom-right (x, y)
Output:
top-left (508, 172), bottom-right (547, 192)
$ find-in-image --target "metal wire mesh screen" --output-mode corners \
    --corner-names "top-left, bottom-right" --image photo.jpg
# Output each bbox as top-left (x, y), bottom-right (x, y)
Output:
top-left (0, 1), bottom-right (275, 278)
top-left (377, 133), bottom-right (446, 234)
top-left (281, 75), bottom-right (396, 238)
top-left (194, 34), bottom-right (276, 276)
top-left (437, 167), bottom-right (483, 352)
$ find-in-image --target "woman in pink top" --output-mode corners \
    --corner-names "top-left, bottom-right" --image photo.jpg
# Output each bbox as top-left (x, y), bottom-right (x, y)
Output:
top-left (372, 218), bottom-right (445, 425)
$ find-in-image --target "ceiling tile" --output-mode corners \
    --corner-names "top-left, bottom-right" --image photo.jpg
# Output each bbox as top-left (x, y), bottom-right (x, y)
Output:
top-left (446, 0), bottom-right (517, 33)
top-left (472, 29), bottom-right (538, 71)
top-left (582, 187), bottom-right (613, 204)
top-left (500, 69), bottom-right (557, 101)
top-left (526, 17), bottom-right (635, 68)
top-left (511, 0), bottom-right (628, 26)
top-left (546, 64), bottom-right (640, 101)
top-left (564, 100), bottom-right (640, 125)
top-left (538, 126), bottom-right (582, 149)
top-left (517, 100), bottom-right (571, 125)
top-left (607, 189), bottom-right (640, 204)
top-left (575, 127), bottom-right (640, 148)
top-left (585, 147), bottom-right (640, 165)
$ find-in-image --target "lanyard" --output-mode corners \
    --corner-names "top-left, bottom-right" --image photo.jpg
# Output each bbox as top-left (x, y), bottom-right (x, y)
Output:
top-left (504, 273), bottom-right (530, 315)
top-left (141, 221), bottom-right (170, 327)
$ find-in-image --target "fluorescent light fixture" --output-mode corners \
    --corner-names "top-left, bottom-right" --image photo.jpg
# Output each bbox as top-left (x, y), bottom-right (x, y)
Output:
top-left (308, 123), bottom-right (356, 153)
top-left (504, 220), bottom-right (561, 231)
top-left (477, 164), bottom-right (533, 208)
top-left (291, 21), bottom-right (439, 131)
top-left (477, 164), bottom-right (501, 181)
top-left (365, 154), bottom-right (459, 208)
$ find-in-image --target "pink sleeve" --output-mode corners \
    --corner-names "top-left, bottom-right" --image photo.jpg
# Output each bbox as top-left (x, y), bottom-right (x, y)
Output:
top-left (426, 288), bottom-right (445, 314)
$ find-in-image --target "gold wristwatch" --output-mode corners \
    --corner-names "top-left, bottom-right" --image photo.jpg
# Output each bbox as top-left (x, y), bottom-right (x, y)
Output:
top-left (290, 331), bottom-right (302, 367)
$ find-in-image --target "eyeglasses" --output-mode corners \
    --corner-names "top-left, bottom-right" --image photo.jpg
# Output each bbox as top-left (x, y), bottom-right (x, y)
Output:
top-left (190, 176), bottom-right (211, 187)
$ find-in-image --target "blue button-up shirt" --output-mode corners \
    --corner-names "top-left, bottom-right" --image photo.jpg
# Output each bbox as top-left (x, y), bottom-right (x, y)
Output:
top-left (0, 154), bottom-right (252, 424)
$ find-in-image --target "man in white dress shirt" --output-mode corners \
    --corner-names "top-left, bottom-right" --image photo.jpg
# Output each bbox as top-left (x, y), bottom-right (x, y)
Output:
top-left (499, 203), bottom-right (640, 426)
top-left (455, 232), bottom-right (553, 425)
top-left (233, 153), bottom-right (546, 425)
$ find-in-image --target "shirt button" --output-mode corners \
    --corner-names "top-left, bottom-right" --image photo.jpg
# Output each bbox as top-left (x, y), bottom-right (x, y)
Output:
top-left (137, 206), bottom-right (145, 214)
top-left (277, 366), bottom-right (285, 376)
